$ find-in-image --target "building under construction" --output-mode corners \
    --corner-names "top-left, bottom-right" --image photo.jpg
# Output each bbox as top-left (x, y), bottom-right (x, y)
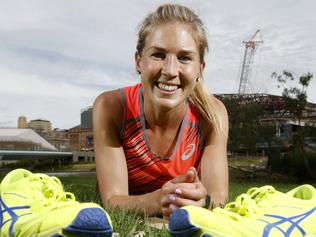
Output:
top-left (216, 93), bottom-right (316, 141)
top-left (225, 29), bottom-right (316, 134)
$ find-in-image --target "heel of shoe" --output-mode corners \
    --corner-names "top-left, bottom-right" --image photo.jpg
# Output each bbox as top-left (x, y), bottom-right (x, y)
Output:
top-left (63, 208), bottom-right (112, 237)
top-left (169, 209), bottom-right (200, 237)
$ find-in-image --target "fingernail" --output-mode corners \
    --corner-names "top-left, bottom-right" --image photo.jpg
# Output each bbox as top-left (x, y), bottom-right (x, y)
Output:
top-left (175, 188), bottom-right (182, 195)
top-left (169, 204), bottom-right (177, 212)
top-left (169, 194), bottom-right (176, 201)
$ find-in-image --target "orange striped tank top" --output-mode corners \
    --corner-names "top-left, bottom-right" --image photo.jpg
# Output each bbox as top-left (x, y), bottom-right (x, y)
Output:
top-left (119, 83), bottom-right (205, 195)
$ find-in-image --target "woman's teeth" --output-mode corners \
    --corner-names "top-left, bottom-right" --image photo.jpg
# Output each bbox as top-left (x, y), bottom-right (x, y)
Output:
top-left (157, 83), bottom-right (178, 91)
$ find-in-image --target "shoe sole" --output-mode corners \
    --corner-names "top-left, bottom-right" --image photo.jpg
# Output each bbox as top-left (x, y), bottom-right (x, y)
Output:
top-left (169, 209), bottom-right (200, 237)
top-left (169, 209), bottom-right (230, 237)
top-left (52, 207), bottom-right (112, 237)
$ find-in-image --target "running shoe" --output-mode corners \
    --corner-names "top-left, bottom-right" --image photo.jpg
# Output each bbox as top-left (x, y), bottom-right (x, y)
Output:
top-left (169, 185), bottom-right (316, 237)
top-left (0, 168), bottom-right (113, 237)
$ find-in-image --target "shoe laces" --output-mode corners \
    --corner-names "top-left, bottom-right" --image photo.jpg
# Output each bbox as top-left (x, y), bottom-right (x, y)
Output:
top-left (28, 173), bottom-right (76, 210)
top-left (246, 185), bottom-right (275, 205)
top-left (214, 186), bottom-right (276, 220)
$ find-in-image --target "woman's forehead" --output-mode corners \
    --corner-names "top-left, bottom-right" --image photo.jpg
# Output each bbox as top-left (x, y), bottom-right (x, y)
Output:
top-left (144, 23), bottom-right (199, 52)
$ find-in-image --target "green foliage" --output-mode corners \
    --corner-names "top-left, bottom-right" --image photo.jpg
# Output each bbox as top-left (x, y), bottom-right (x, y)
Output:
top-left (271, 71), bottom-right (313, 124)
top-left (282, 150), bottom-right (316, 180)
top-left (271, 70), bottom-right (315, 179)
top-left (222, 97), bottom-right (277, 156)
top-left (3, 159), bottom-right (72, 172)
top-left (265, 148), bottom-right (282, 173)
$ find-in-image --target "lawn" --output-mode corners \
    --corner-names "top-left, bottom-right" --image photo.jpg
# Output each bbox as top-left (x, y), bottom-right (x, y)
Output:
top-left (1, 173), bottom-right (315, 236)
top-left (59, 176), bottom-right (316, 236)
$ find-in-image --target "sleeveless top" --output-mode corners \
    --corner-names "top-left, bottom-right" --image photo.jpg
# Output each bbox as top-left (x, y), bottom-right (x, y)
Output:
top-left (119, 83), bottom-right (205, 194)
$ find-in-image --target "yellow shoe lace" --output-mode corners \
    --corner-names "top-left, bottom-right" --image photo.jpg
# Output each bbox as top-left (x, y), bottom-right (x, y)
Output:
top-left (28, 173), bottom-right (77, 211)
top-left (246, 185), bottom-right (275, 204)
top-left (214, 186), bottom-right (276, 220)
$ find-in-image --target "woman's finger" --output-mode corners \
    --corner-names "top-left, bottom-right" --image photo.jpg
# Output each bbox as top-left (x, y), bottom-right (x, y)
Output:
top-left (174, 183), bottom-right (206, 201)
top-left (170, 195), bottom-right (205, 208)
top-left (171, 167), bottom-right (199, 184)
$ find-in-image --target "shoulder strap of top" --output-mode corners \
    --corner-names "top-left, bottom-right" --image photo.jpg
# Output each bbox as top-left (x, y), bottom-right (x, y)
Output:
top-left (118, 83), bottom-right (142, 139)
top-left (121, 83), bottom-right (142, 119)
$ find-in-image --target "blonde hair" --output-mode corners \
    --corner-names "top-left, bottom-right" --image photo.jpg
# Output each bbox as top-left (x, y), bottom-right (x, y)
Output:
top-left (136, 4), bottom-right (223, 134)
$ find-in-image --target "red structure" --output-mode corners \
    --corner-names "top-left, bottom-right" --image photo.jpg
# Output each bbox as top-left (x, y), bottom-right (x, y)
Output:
top-left (238, 30), bottom-right (263, 94)
top-left (216, 93), bottom-right (316, 124)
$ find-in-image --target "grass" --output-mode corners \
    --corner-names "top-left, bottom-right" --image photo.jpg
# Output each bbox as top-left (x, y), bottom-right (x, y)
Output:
top-left (59, 176), bottom-right (170, 236)
top-left (59, 176), bottom-right (316, 236)
top-left (1, 173), bottom-right (316, 236)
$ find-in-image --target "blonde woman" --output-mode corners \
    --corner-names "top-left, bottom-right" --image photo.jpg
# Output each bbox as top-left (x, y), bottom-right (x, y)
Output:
top-left (93, 3), bottom-right (229, 218)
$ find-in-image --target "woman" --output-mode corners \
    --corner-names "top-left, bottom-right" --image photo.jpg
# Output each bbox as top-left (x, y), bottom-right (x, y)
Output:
top-left (93, 3), bottom-right (229, 218)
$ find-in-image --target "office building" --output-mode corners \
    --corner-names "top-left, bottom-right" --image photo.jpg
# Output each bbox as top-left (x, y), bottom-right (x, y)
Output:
top-left (81, 106), bottom-right (93, 129)
top-left (18, 116), bottom-right (27, 129)
top-left (28, 119), bottom-right (52, 136)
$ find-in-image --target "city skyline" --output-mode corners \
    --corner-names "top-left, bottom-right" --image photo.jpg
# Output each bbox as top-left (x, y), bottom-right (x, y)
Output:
top-left (1, 0), bottom-right (315, 129)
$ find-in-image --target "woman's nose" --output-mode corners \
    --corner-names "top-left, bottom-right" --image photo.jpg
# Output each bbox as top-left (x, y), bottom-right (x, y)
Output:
top-left (161, 55), bottom-right (179, 78)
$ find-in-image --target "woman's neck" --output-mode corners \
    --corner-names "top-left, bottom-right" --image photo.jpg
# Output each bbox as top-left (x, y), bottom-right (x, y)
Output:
top-left (143, 99), bottom-right (187, 132)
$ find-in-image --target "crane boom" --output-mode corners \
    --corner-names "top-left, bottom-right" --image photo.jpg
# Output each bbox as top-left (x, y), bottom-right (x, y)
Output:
top-left (238, 29), bottom-right (263, 94)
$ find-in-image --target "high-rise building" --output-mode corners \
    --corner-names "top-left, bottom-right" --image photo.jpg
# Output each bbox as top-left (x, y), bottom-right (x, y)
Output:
top-left (28, 119), bottom-right (52, 135)
top-left (18, 116), bottom-right (27, 129)
top-left (68, 106), bottom-right (93, 151)
top-left (81, 106), bottom-right (92, 128)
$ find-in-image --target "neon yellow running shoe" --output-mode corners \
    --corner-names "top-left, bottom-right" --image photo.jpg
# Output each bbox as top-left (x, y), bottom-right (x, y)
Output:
top-left (0, 168), bottom-right (113, 237)
top-left (169, 185), bottom-right (316, 237)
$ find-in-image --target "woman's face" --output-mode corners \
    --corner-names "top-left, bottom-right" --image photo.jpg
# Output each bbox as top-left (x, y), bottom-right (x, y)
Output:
top-left (135, 22), bottom-right (205, 110)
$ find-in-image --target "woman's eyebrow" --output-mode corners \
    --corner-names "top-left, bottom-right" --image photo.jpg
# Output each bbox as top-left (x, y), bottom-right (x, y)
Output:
top-left (148, 46), bottom-right (167, 51)
top-left (148, 46), bottom-right (196, 55)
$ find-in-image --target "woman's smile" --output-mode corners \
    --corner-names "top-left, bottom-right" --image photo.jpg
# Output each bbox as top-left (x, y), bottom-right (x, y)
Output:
top-left (155, 81), bottom-right (181, 93)
top-left (136, 22), bottom-right (202, 109)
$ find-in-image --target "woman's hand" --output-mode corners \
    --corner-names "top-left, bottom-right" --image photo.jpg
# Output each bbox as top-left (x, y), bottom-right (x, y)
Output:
top-left (160, 167), bottom-right (207, 218)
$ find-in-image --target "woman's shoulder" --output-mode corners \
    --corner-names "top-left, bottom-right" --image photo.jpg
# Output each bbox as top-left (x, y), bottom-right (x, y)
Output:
top-left (93, 89), bottom-right (124, 127)
top-left (94, 89), bottom-right (122, 109)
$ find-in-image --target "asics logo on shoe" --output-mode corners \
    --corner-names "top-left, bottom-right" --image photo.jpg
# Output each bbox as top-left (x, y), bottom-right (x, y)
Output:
top-left (259, 206), bottom-right (316, 237)
top-left (0, 195), bottom-right (31, 237)
top-left (181, 144), bottom-right (196, 161)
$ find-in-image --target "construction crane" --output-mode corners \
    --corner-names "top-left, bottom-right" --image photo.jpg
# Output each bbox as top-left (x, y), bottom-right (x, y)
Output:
top-left (238, 29), bottom-right (263, 94)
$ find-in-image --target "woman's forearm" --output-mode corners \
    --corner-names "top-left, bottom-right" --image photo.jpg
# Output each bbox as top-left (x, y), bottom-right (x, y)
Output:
top-left (105, 189), bottom-right (162, 216)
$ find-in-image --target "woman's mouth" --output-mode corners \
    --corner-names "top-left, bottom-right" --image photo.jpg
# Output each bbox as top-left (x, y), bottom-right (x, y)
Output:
top-left (156, 82), bottom-right (180, 92)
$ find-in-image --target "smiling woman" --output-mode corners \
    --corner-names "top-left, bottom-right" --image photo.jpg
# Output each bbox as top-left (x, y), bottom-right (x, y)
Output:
top-left (93, 3), bottom-right (229, 218)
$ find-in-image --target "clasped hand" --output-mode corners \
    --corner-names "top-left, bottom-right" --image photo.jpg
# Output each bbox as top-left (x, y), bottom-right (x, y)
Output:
top-left (160, 167), bottom-right (207, 218)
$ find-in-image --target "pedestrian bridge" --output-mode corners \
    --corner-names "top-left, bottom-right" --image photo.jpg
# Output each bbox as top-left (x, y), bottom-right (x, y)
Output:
top-left (0, 150), bottom-right (94, 163)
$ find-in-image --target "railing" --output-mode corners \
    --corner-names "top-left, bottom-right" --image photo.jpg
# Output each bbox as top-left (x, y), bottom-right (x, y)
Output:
top-left (0, 150), bottom-right (73, 160)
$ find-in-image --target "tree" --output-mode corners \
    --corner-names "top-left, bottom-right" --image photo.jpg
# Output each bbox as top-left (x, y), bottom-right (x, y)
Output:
top-left (271, 71), bottom-right (314, 179)
top-left (271, 71), bottom-right (313, 126)
top-left (222, 97), bottom-right (264, 157)
top-left (256, 123), bottom-right (280, 173)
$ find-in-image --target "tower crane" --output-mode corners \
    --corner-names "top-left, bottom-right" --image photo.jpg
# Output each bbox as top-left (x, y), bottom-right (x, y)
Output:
top-left (238, 29), bottom-right (263, 94)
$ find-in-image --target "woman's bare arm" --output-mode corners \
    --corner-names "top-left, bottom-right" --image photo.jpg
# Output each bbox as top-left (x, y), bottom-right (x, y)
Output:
top-left (93, 90), bottom-right (163, 215)
top-left (200, 97), bottom-right (229, 207)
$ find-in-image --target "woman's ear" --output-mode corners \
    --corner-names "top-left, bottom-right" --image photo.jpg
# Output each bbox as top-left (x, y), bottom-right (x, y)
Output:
top-left (200, 62), bottom-right (206, 74)
top-left (135, 51), bottom-right (141, 74)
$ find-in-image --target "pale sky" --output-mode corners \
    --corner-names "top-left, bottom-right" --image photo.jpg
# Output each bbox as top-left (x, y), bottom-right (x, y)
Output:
top-left (1, 0), bottom-right (315, 129)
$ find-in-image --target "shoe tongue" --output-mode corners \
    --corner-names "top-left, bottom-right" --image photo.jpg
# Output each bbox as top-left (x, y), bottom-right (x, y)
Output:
top-left (288, 185), bottom-right (315, 200)
top-left (4, 168), bottom-right (33, 185)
